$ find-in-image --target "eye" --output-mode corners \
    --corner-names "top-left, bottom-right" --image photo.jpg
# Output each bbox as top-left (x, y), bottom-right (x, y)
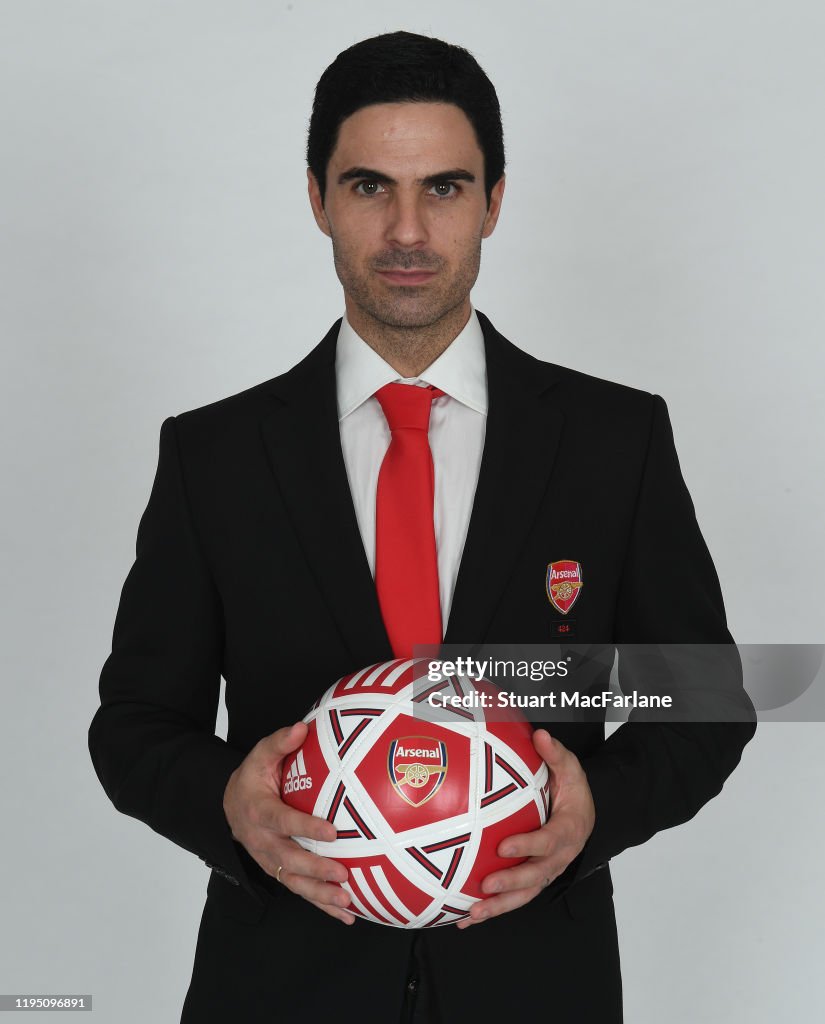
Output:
top-left (429, 182), bottom-right (460, 198)
top-left (354, 180), bottom-right (386, 196)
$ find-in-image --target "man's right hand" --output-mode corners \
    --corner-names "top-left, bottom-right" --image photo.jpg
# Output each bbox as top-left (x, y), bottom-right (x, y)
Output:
top-left (223, 722), bottom-right (355, 925)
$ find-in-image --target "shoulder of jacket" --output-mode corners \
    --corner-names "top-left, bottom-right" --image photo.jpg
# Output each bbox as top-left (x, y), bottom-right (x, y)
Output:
top-left (165, 320), bottom-right (340, 441)
top-left (478, 311), bottom-right (659, 417)
top-left (550, 360), bottom-right (656, 405)
top-left (519, 348), bottom-right (661, 424)
top-left (171, 375), bottom-right (281, 431)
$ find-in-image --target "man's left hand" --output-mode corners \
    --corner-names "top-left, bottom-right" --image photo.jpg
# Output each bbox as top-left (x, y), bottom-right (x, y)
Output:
top-left (457, 729), bottom-right (595, 929)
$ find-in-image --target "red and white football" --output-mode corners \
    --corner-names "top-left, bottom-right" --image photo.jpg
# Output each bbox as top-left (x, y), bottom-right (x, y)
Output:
top-left (280, 658), bottom-right (550, 928)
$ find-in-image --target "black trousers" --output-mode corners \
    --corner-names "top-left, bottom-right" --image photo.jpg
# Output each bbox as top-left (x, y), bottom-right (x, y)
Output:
top-left (181, 868), bottom-right (622, 1023)
top-left (400, 934), bottom-right (440, 1023)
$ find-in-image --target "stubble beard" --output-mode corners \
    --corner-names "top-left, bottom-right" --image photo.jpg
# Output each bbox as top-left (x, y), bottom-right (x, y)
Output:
top-left (331, 234), bottom-right (483, 344)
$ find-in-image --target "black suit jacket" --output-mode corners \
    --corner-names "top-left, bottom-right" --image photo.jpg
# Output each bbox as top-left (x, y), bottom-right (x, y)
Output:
top-left (89, 311), bottom-right (755, 1023)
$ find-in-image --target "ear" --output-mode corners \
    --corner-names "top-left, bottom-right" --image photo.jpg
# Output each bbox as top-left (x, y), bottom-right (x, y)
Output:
top-left (481, 174), bottom-right (506, 239)
top-left (307, 168), bottom-right (332, 237)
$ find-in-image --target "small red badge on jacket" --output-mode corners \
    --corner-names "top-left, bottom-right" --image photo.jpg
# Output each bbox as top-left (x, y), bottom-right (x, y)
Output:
top-left (546, 560), bottom-right (583, 615)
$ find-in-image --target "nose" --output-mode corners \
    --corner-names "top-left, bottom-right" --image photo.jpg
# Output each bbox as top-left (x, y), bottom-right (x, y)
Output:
top-left (385, 192), bottom-right (429, 250)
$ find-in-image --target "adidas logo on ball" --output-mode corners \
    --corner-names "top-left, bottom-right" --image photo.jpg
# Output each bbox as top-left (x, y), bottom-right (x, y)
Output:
top-left (282, 750), bottom-right (313, 794)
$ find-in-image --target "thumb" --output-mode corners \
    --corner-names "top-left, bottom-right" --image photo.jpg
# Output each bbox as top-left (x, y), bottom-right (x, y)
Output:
top-left (533, 728), bottom-right (564, 764)
top-left (263, 721), bottom-right (308, 760)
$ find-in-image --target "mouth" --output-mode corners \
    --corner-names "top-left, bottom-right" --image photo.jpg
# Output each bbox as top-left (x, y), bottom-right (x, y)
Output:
top-left (376, 270), bottom-right (437, 286)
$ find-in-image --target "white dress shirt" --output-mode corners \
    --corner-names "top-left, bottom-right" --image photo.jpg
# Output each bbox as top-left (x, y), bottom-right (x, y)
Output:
top-left (336, 308), bottom-right (488, 630)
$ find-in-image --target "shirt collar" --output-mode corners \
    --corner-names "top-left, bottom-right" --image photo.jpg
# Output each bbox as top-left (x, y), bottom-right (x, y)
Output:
top-left (335, 307), bottom-right (488, 420)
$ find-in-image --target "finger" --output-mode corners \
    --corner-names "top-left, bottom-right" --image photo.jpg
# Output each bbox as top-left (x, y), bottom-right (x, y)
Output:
top-left (257, 800), bottom-right (337, 844)
top-left (281, 869), bottom-right (353, 912)
top-left (500, 827), bottom-right (585, 887)
top-left (481, 860), bottom-right (554, 895)
top-left (245, 840), bottom-right (345, 889)
top-left (309, 898), bottom-right (356, 926)
top-left (269, 841), bottom-right (348, 885)
top-left (463, 885), bottom-right (544, 924)
top-left (497, 828), bottom-right (554, 860)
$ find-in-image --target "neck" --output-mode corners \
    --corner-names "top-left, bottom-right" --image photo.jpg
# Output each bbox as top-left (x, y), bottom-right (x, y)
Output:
top-left (344, 298), bottom-right (471, 377)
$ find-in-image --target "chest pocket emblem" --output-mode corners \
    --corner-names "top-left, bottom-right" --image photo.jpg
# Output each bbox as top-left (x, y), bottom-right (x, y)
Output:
top-left (546, 560), bottom-right (583, 615)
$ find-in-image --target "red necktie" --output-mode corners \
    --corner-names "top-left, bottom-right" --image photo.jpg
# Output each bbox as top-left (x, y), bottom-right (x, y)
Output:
top-left (374, 383), bottom-right (444, 659)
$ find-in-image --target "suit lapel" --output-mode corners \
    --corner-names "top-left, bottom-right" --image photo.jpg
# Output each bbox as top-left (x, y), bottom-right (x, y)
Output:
top-left (443, 311), bottom-right (565, 643)
top-left (259, 321), bottom-right (393, 667)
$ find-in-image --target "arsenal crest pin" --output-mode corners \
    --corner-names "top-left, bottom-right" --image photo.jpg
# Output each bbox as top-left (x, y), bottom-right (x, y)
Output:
top-left (546, 560), bottom-right (583, 615)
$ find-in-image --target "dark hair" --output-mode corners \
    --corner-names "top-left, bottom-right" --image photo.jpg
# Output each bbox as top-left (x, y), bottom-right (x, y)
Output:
top-left (307, 31), bottom-right (504, 207)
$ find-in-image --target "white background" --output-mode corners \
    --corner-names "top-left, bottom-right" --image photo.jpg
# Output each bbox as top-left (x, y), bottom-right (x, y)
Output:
top-left (1, 1), bottom-right (823, 1020)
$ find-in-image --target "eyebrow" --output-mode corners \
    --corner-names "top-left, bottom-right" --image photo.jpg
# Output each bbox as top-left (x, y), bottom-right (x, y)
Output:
top-left (336, 167), bottom-right (477, 188)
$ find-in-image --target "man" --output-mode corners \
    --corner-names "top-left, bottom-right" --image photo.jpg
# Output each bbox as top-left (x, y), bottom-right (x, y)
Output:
top-left (89, 31), bottom-right (755, 1023)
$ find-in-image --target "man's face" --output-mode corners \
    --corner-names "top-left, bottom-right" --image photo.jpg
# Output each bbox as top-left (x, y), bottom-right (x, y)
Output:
top-left (308, 102), bottom-right (504, 331)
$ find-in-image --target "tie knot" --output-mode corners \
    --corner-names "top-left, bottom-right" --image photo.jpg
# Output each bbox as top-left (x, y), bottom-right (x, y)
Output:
top-left (375, 382), bottom-right (444, 432)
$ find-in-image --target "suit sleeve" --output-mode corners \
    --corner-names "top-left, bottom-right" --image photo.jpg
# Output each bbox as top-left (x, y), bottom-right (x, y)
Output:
top-left (573, 394), bottom-right (756, 880)
top-left (88, 416), bottom-right (257, 897)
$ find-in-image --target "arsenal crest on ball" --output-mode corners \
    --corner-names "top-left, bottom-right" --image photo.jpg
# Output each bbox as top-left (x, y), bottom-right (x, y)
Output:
top-left (546, 560), bottom-right (584, 615)
top-left (388, 736), bottom-right (448, 807)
